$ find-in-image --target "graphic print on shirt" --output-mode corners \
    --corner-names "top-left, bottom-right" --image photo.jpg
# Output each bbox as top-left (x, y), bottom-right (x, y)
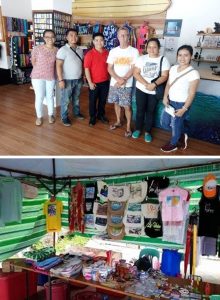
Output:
top-left (143, 62), bottom-right (159, 78)
top-left (166, 195), bottom-right (180, 207)
top-left (114, 57), bottom-right (133, 65)
top-left (48, 204), bottom-right (56, 216)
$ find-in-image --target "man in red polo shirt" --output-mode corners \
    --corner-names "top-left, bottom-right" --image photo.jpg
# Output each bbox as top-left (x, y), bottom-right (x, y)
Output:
top-left (84, 33), bottom-right (110, 126)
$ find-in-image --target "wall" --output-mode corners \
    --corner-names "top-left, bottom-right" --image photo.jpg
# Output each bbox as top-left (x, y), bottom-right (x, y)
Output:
top-left (0, 0), bottom-right (71, 69)
top-left (0, 0), bottom-right (32, 69)
top-left (1, 0), bottom-right (32, 19)
top-left (32, 0), bottom-right (71, 14)
top-left (167, 0), bottom-right (219, 49)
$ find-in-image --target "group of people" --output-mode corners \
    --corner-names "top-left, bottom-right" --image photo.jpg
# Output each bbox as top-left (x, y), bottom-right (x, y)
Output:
top-left (31, 27), bottom-right (200, 153)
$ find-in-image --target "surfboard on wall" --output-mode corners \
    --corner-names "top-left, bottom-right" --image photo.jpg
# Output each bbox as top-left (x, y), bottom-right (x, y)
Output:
top-left (72, 0), bottom-right (171, 18)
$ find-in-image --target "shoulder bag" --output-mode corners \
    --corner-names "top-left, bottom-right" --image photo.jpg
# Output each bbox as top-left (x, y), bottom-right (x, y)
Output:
top-left (152, 56), bottom-right (166, 100)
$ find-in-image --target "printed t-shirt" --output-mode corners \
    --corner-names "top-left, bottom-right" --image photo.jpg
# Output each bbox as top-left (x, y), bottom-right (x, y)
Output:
top-left (56, 44), bottom-right (83, 80)
top-left (31, 45), bottom-right (58, 80)
top-left (146, 176), bottom-right (170, 198)
top-left (159, 186), bottom-right (189, 222)
top-left (168, 65), bottom-right (200, 102)
top-left (198, 194), bottom-right (220, 238)
top-left (84, 48), bottom-right (109, 83)
top-left (43, 199), bottom-right (63, 232)
top-left (135, 54), bottom-right (170, 94)
top-left (107, 45), bottom-right (139, 87)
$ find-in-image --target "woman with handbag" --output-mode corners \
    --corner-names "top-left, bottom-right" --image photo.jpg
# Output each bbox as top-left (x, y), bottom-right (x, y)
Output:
top-left (133, 38), bottom-right (170, 142)
top-left (160, 45), bottom-right (200, 152)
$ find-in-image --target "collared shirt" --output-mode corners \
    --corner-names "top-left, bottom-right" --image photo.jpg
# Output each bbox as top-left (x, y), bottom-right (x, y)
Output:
top-left (84, 48), bottom-right (109, 83)
top-left (56, 44), bottom-right (83, 80)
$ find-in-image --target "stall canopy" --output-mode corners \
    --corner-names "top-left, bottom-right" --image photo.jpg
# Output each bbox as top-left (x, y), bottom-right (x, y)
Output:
top-left (0, 158), bottom-right (219, 179)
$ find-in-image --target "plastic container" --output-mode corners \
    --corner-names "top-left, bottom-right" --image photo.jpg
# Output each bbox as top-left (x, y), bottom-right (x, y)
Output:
top-left (0, 270), bottom-right (37, 300)
top-left (74, 291), bottom-right (102, 300)
top-left (161, 249), bottom-right (181, 277)
top-left (210, 295), bottom-right (220, 300)
top-left (44, 279), bottom-right (68, 300)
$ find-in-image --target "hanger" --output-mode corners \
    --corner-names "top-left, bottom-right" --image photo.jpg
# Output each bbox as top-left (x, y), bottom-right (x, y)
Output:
top-left (50, 195), bottom-right (56, 202)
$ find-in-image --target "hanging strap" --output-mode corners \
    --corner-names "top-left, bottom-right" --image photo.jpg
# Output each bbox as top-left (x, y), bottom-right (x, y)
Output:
top-left (70, 47), bottom-right (83, 63)
top-left (158, 56), bottom-right (164, 77)
top-left (169, 68), bottom-right (195, 89)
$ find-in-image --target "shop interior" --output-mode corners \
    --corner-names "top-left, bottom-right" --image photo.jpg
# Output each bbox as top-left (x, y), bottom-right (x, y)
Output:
top-left (0, 157), bottom-right (220, 299)
top-left (0, 0), bottom-right (219, 155)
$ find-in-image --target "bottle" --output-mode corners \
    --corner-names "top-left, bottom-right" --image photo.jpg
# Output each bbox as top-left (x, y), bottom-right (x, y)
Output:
top-left (139, 271), bottom-right (146, 283)
top-left (204, 282), bottom-right (211, 295)
top-left (197, 37), bottom-right (201, 47)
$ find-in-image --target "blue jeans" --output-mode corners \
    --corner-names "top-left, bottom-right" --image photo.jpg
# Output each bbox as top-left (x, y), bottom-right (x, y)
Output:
top-left (60, 79), bottom-right (82, 121)
top-left (160, 100), bottom-right (190, 145)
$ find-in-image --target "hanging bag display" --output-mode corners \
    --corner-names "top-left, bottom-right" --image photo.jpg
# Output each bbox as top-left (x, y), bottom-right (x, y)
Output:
top-left (142, 201), bottom-right (163, 238)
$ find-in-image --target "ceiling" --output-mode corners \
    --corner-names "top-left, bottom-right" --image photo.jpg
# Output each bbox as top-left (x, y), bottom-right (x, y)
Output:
top-left (0, 158), bottom-right (219, 179)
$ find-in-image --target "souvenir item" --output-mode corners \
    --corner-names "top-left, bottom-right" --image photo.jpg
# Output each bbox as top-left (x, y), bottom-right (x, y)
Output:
top-left (128, 182), bottom-right (148, 203)
top-left (108, 185), bottom-right (130, 202)
top-left (107, 225), bottom-right (125, 240)
top-left (203, 174), bottom-right (217, 198)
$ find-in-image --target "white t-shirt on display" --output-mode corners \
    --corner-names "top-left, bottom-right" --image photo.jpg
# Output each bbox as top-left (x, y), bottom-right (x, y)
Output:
top-left (168, 65), bottom-right (200, 102)
top-left (107, 46), bottom-right (139, 87)
top-left (135, 54), bottom-right (170, 94)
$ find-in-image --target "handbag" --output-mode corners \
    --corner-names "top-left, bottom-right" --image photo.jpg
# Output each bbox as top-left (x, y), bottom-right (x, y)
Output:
top-left (152, 56), bottom-right (167, 100)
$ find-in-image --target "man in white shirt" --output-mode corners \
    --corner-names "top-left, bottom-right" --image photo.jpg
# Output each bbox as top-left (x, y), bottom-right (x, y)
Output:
top-left (107, 27), bottom-right (139, 137)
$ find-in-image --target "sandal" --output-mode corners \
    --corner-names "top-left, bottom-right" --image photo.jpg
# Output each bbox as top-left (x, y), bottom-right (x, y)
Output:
top-left (109, 123), bottom-right (122, 130)
top-left (125, 131), bottom-right (132, 138)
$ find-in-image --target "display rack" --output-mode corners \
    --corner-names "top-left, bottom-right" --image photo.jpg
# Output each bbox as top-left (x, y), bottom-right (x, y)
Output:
top-left (33, 10), bottom-right (71, 48)
top-left (3, 16), bottom-right (33, 84)
top-left (194, 33), bottom-right (220, 66)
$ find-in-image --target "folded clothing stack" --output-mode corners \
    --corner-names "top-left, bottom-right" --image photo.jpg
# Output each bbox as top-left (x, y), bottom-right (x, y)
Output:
top-left (34, 256), bottom-right (63, 271)
top-left (24, 247), bottom-right (56, 262)
top-left (50, 256), bottom-right (82, 277)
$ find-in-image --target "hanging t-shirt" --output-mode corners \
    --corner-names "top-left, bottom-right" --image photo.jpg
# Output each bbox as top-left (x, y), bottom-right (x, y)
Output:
top-left (146, 176), bottom-right (170, 198)
top-left (159, 186), bottom-right (189, 222)
top-left (142, 201), bottom-right (163, 238)
top-left (198, 193), bottom-right (220, 238)
top-left (85, 183), bottom-right (97, 214)
top-left (43, 199), bottom-right (63, 232)
top-left (0, 178), bottom-right (23, 226)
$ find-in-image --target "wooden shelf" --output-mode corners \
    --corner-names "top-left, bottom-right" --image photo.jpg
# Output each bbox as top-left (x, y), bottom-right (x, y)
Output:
top-left (199, 69), bottom-right (220, 81)
top-left (193, 59), bottom-right (220, 64)
top-left (195, 46), bottom-right (220, 50)
top-left (197, 33), bottom-right (220, 36)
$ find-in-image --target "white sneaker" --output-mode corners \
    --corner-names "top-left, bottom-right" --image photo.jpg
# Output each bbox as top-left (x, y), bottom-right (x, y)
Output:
top-left (35, 118), bottom-right (42, 126)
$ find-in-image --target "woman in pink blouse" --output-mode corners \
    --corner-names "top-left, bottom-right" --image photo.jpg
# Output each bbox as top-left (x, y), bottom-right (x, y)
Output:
top-left (31, 30), bottom-right (58, 126)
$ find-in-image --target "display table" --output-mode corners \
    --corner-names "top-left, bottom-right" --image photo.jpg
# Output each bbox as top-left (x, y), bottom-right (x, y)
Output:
top-left (8, 258), bottom-right (220, 300)
top-left (199, 69), bottom-right (220, 82)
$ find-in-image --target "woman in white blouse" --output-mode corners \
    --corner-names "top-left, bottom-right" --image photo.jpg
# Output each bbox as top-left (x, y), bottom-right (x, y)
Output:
top-left (160, 45), bottom-right (200, 153)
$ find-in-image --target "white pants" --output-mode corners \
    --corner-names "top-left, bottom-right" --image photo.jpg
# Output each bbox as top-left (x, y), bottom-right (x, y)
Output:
top-left (32, 79), bottom-right (55, 118)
